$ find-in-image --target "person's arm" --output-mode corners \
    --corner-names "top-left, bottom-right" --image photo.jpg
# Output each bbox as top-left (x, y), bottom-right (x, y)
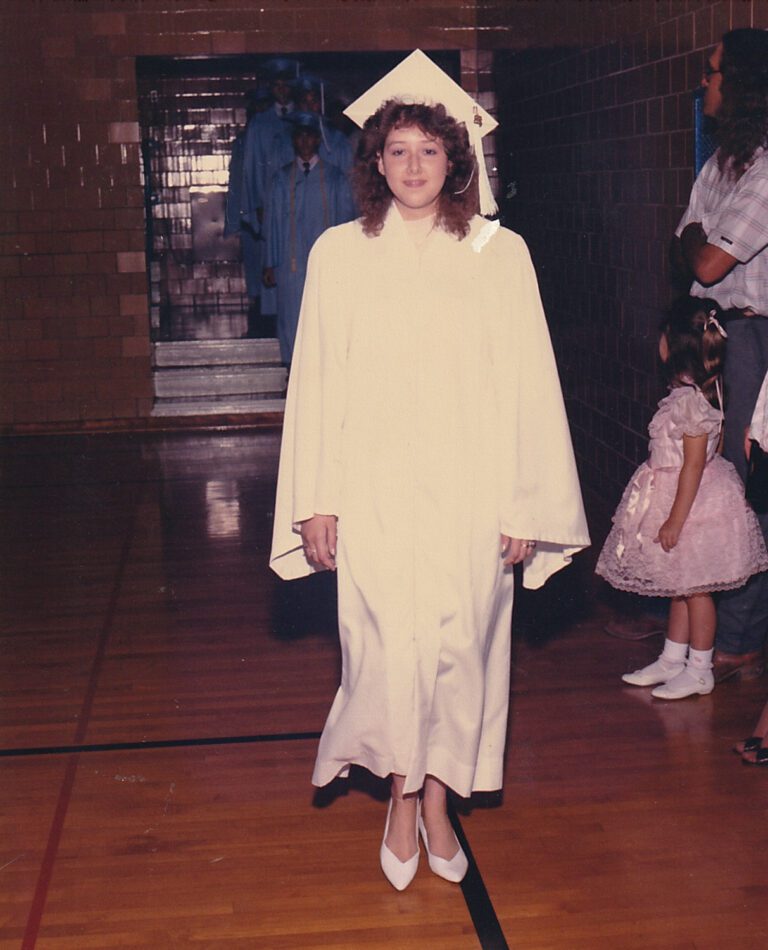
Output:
top-left (676, 222), bottom-right (739, 286)
top-left (656, 433), bottom-right (708, 552)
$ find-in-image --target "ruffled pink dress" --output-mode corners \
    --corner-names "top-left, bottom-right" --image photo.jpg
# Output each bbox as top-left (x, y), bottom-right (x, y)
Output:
top-left (596, 384), bottom-right (768, 597)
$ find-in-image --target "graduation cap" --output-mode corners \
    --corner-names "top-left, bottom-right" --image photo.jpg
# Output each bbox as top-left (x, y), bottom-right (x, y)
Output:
top-left (286, 111), bottom-right (322, 134)
top-left (344, 49), bottom-right (498, 215)
top-left (261, 57), bottom-right (302, 81)
top-left (295, 73), bottom-right (327, 114)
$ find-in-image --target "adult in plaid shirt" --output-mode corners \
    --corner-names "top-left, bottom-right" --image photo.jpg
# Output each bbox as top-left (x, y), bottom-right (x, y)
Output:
top-left (672, 27), bottom-right (768, 684)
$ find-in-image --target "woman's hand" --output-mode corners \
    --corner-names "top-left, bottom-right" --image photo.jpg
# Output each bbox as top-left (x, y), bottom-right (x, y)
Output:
top-left (501, 535), bottom-right (536, 567)
top-left (655, 518), bottom-right (682, 552)
top-left (300, 514), bottom-right (337, 571)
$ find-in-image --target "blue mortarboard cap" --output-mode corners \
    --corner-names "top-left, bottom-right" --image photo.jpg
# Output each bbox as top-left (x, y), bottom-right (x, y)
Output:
top-left (287, 111), bottom-right (321, 133)
top-left (261, 57), bottom-right (302, 80)
top-left (295, 74), bottom-right (323, 94)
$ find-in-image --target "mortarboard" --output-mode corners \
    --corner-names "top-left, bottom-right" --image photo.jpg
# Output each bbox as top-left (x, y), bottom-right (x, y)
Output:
top-left (261, 57), bottom-right (302, 81)
top-left (344, 49), bottom-right (498, 215)
top-left (286, 111), bottom-right (322, 133)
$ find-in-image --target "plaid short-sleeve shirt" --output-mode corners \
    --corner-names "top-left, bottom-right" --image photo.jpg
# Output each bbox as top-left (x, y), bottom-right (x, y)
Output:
top-left (676, 148), bottom-right (768, 313)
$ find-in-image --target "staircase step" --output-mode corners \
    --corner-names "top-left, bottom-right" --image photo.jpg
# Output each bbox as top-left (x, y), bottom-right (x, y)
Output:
top-left (154, 364), bottom-right (287, 399)
top-left (154, 339), bottom-right (282, 367)
top-left (152, 395), bottom-right (286, 417)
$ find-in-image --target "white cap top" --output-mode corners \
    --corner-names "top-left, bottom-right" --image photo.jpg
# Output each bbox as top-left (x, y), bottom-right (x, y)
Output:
top-left (344, 49), bottom-right (498, 216)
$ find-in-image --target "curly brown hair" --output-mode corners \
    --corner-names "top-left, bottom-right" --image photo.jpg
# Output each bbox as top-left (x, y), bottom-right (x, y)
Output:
top-left (716, 28), bottom-right (768, 178)
top-left (352, 100), bottom-right (479, 239)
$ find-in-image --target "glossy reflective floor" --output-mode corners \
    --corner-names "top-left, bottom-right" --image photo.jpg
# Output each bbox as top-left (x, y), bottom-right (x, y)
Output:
top-left (1, 431), bottom-right (767, 949)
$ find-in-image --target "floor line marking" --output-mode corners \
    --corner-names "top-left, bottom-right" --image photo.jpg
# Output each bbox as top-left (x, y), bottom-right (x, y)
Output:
top-left (1, 730), bottom-right (323, 758)
top-left (451, 806), bottom-right (510, 950)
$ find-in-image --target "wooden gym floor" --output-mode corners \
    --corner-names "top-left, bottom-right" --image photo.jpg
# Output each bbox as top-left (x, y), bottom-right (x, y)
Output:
top-left (1, 429), bottom-right (766, 950)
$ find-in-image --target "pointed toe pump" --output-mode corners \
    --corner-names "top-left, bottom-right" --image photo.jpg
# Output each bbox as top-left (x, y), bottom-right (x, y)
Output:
top-left (418, 814), bottom-right (469, 883)
top-left (380, 798), bottom-right (420, 891)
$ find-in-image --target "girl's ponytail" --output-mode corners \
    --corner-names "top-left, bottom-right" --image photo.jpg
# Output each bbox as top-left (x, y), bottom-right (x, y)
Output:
top-left (661, 297), bottom-right (727, 408)
top-left (700, 308), bottom-right (727, 407)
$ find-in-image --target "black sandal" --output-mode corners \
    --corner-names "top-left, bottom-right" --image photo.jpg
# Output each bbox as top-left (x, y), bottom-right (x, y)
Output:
top-left (733, 736), bottom-right (762, 755)
top-left (741, 744), bottom-right (768, 766)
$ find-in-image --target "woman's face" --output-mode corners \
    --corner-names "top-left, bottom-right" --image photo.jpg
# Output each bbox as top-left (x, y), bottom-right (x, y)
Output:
top-left (377, 125), bottom-right (449, 220)
top-left (701, 42), bottom-right (724, 118)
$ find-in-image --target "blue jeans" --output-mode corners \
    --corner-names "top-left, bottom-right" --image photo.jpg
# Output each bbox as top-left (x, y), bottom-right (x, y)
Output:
top-left (716, 317), bottom-right (768, 655)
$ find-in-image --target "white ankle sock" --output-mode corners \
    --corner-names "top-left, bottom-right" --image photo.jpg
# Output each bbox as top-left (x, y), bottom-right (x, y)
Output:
top-left (660, 639), bottom-right (688, 665)
top-left (688, 647), bottom-right (714, 671)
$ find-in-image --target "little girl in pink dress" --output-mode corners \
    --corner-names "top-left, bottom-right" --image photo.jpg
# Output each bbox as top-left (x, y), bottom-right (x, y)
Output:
top-left (596, 297), bottom-right (768, 700)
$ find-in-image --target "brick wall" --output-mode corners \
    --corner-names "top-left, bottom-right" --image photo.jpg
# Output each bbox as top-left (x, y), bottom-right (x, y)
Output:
top-left (483, 0), bottom-right (768, 528)
top-left (0, 0), bottom-right (478, 430)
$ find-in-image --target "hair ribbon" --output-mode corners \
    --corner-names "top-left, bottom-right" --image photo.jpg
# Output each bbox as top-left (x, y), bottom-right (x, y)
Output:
top-left (706, 310), bottom-right (728, 338)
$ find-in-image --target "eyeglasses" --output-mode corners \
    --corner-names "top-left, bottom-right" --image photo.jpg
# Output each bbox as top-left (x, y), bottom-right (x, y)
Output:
top-left (702, 63), bottom-right (722, 81)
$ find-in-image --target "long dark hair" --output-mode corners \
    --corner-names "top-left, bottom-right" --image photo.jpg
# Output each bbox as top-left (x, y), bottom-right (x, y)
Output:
top-left (660, 297), bottom-right (727, 408)
top-left (352, 100), bottom-right (479, 239)
top-left (716, 28), bottom-right (768, 178)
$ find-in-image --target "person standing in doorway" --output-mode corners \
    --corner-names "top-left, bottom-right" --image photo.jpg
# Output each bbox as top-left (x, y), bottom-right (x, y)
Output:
top-left (241, 59), bottom-right (301, 326)
top-left (294, 75), bottom-right (355, 176)
top-left (672, 28), bottom-right (768, 683)
top-left (262, 112), bottom-right (356, 368)
top-left (225, 86), bottom-right (275, 338)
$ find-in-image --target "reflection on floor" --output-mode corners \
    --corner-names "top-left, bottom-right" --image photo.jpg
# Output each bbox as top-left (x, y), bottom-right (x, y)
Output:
top-left (2, 430), bottom-right (767, 949)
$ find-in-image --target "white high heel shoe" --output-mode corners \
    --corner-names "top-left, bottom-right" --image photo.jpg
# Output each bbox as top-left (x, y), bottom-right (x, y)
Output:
top-left (418, 813), bottom-right (468, 883)
top-left (380, 797), bottom-right (420, 891)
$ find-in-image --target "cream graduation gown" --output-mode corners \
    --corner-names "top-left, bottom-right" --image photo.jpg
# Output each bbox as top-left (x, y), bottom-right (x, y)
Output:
top-left (270, 208), bottom-right (589, 796)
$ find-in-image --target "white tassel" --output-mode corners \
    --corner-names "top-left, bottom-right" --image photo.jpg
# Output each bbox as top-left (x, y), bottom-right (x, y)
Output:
top-left (469, 123), bottom-right (497, 217)
top-left (319, 116), bottom-right (330, 152)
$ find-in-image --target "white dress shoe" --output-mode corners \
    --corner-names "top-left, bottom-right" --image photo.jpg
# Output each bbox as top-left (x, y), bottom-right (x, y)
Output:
top-left (418, 815), bottom-right (468, 883)
top-left (380, 798), bottom-right (419, 891)
top-left (651, 666), bottom-right (714, 700)
top-left (622, 658), bottom-right (684, 686)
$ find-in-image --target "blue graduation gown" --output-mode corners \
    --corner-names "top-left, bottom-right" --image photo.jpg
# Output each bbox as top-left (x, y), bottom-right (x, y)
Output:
top-left (225, 130), bottom-right (262, 299)
top-left (264, 159), bottom-right (356, 363)
top-left (318, 123), bottom-right (354, 174)
top-left (242, 108), bottom-right (293, 229)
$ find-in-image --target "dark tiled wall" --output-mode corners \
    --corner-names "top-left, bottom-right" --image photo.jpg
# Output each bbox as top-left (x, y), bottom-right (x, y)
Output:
top-left (487, 0), bottom-right (768, 525)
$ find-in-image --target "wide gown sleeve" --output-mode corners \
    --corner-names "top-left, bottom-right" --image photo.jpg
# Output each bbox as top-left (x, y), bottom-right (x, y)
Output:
top-left (488, 229), bottom-right (590, 589)
top-left (269, 229), bottom-right (349, 580)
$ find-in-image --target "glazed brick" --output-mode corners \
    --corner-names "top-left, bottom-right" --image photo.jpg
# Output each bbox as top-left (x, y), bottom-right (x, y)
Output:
top-left (107, 122), bottom-right (140, 144)
top-left (91, 12), bottom-right (126, 36)
top-left (121, 337), bottom-right (151, 358)
top-left (53, 254), bottom-right (89, 276)
top-left (83, 252), bottom-right (117, 275)
top-left (8, 318), bottom-right (42, 341)
top-left (74, 316), bottom-right (110, 339)
top-left (89, 296), bottom-right (120, 317)
top-left (19, 255), bottom-right (55, 277)
top-left (119, 294), bottom-right (147, 317)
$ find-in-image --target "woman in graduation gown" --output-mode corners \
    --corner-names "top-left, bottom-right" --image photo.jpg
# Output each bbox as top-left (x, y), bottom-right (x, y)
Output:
top-left (270, 51), bottom-right (590, 891)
